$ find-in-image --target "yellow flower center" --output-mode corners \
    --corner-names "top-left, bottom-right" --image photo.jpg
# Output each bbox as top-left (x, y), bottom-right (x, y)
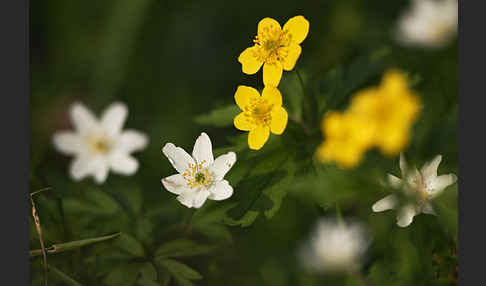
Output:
top-left (243, 98), bottom-right (274, 127)
top-left (253, 26), bottom-right (291, 64)
top-left (183, 161), bottom-right (212, 189)
top-left (411, 176), bottom-right (428, 202)
top-left (87, 133), bottom-right (112, 155)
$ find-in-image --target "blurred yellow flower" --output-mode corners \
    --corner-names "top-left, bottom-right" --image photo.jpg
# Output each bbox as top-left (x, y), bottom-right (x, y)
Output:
top-left (348, 69), bottom-right (421, 155)
top-left (238, 16), bottom-right (310, 87)
top-left (316, 111), bottom-right (374, 168)
top-left (233, 85), bottom-right (288, 150)
top-left (317, 69), bottom-right (421, 168)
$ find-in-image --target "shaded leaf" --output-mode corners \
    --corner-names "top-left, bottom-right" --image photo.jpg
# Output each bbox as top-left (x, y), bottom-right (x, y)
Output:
top-left (194, 105), bottom-right (240, 127)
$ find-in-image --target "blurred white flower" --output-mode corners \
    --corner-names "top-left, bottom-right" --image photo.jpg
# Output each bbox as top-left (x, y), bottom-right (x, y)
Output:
top-left (299, 218), bottom-right (370, 273)
top-left (395, 0), bottom-right (458, 48)
top-left (53, 102), bottom-right (148, 184)
top-left (161, 132), bottom-right (236, 208)
top-left (372, 153), bottom-right (457, 227)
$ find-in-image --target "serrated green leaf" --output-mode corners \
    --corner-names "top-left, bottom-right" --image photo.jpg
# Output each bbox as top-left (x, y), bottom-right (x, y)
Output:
top-left (155, 238), bottom-right (213, 258)
top-left (63, 188), bottom-right (121, 216)
top-left (104, 263), bottom-right (145, 286)
top-left (224, 149), bottom-right (293, 226)
top-left (317, 47), bottom-right (390, 114)
top-left (49, 265), bottom-right (83, 286)
top-left (113, 233), bottom-right (145, 257)
top-left (194, 105), bottom-right (240, 127)
top-left (157, 258), bottom-right (202, 284)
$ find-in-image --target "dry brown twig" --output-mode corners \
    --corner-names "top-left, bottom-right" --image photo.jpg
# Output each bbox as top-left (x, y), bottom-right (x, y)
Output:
top-left (29, 187), bottom-right (52, 286)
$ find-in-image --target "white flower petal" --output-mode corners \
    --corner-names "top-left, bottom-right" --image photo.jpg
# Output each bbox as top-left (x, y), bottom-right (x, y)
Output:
top-left (422, 203), bottom-right (436, 216)
top-left (93, 159), bottom-right (110, 184)
top-left (208, 180), bottom-right (233, 201)
top-left (53, 132), bottom-right (84, 155)
top-left (396, 204), bottom-right (417, 227)
top-left (209, 152), bottom-right (237, 181)
top-left (372, 194), bottom-right (398, 212)
top-left (192, 132), bottom-right (214, 168)
top-left (193, 189), bottom-right (210, 208)
top-left (162, 143), bottom-right (195, 174)
top-left (109, 153), bottom-right (139, 175)
top-left (70, 156), bottom-right (94, 181)
top-left (428, 173), bottom-right (457, 199)
top-left (70, 102), bottom-right (98, 134)
top-left (387, 174), bottom-right (402, 188)
top-left (161, 174), bottom-right (187, 195)
top-left (115, 130), bottom-right (148, 153)
top-left (176, 190), bottom-right (196, 208)
top-left (421, 154), bottom-right (442, 181)
top-left (176, 189), bottom-right (210, 208)
top-left (101, 102), bottom-right (128, 137)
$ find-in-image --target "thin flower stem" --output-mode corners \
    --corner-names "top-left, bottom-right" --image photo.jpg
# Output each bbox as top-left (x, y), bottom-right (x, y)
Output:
top-left (335, 202), bottom-right (344, 227)
top-left (295, 68), bottom-right (313, 128)
top-left (353, 270), bottom-right (371, 286)
top-left (182, 208), bottom-right (197, 235)
top-left (288, 114), bottom-right (311, 135)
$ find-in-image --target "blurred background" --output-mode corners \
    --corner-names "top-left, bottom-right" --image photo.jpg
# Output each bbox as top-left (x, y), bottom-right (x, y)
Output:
top-left (30, 0), bottom-right (457, 285)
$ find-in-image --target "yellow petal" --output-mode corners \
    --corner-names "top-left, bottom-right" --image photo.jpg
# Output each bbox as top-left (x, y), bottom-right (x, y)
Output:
top-left (381, 69), bottom-right (408, 94)
top-left (238, 46), bottom-right (264, 75)
top-left (263, 62), bottom-right (283, 87)
top-left (258, 17), bottom-right (282, 40)
top-left (261, 86), bottom-right (282, 107)
top-left (234, 112), bottom-right (256, 131)
top-left (377, 127), bottom-right (409, 156)
top-left (283, 15), bottom-right (310, 44)
top-left (234, 85), bottom-right (260, 110)
top-left (270, 106), bottom-right (288, 135)
top-left (281, 44), bottom-right (302, 71)
top-left (248, 126), bottom-right (270, 150)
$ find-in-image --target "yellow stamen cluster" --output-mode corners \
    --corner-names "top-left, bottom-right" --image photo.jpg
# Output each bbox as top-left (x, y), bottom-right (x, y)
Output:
top-left (87, 133), bottom-right (112, 154)
top-left (244, 98), bottom-right (274, 127)
top-left (252, 26), bottom-right (291, 65)
top-left (317, 69), bottom-right (421, 168)
top-left (182, 161), bottom-right (212, 189)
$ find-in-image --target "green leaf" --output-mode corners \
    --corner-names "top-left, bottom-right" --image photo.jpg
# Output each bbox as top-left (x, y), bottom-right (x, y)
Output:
top-left (157, 259), bottom-right (202, 285)
top-left (194, 105), bottom-right (240, 127)
top-left (30, 232), bottom-right (121, 257)
top-left (113, 232), bottom-right (145, 257)
top-left (224, 149), bottom-right (293, 226)
top-left (317, 47), bottom-right (391, 114)
top-left (155, 238), bottom-right (213, 258)
top-left (63, 188), bottom-right (121, 216)
top-left (104, 262), bottom-right (153, 286)
top-left (49, 265), bottom-right (83, 286)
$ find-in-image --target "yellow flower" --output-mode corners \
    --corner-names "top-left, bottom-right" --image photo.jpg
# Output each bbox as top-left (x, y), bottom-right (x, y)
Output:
top-left (233, 85), bottom-right (288, 150)
top-left (238, 16), bottom-right (310, 87)
top-left (316, 111), bottom-right (375, 168)
top-left (348, 69), bottom-right (421, 155)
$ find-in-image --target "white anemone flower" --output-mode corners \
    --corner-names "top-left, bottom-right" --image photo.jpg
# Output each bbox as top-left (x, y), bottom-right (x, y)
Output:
top-left (395, 0), bottom-right (458, 48)
top-left (53, 102), bottom-right (148, 184)
top-left (372, 153), bottom-right (457, 227)
top-left (161, 132), bottom-right (236, 208)
top-left (299, 218), bottom-right (370, 273)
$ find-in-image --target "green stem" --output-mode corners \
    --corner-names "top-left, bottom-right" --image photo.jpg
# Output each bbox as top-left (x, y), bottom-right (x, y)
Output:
top-left (335, 202), bottom-right (344, 226)
top-left (182, 208), bottom-right (197, 235)
top-left (295, 68), bottom-right (313, 129)
top-left (352, 270), bottom-right (371, 286)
